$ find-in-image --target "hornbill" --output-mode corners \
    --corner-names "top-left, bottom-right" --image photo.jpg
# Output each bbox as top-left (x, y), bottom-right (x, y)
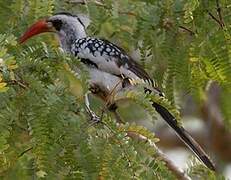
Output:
top-left (19, 12), bottom-right (215, 171)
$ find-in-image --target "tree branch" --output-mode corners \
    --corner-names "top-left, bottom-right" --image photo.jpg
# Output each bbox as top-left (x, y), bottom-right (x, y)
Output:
top-left (127, 131), bottom-right (191, 180)
top-left (201, 83), bottom-right (231, 162)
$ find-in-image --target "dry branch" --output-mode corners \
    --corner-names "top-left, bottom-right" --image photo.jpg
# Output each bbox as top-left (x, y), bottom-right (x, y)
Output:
top-left (127, 131), bottom-right (191, 180)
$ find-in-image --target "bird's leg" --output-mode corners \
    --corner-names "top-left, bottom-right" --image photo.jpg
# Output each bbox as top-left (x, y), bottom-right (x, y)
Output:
top-left (88, 80), bottom-right (126, 123)
top-left (84, 93), bottom-right (100, 124)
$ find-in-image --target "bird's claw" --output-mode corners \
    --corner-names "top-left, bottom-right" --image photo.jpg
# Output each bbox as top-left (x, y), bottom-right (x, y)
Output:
top-left (85, 93), bottom-right (101, 124)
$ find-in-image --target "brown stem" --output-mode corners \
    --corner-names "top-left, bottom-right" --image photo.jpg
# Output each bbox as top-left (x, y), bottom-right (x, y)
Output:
top-left (18, 147), bottom-right (33, 158)
top-left (216, 0), bottom-right (225, 27)
top-left (179, 26), bottom-right (195, 36)
top-left (66, 0), bottom-right (137, 17)
top-left (6, 79), bottom-right (28, 89)
top-left (208, 11), bottom-right (223, 28)
top-left (127, 132), bottom-right (191, 180)
top-left (111, 109), bottom-right (124, 123)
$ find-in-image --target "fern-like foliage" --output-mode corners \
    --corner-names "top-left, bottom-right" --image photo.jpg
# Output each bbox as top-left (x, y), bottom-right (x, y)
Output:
top-left (187, 157), bottom-right (225, 180)
top-left (0, 0), bottom-right (230, 179)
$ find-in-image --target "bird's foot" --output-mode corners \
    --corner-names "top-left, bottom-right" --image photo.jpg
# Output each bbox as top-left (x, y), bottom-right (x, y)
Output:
top-left (85, 93), bottom-right (101, 124)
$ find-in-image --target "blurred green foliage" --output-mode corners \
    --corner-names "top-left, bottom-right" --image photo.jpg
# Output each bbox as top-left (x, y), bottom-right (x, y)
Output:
top-left (0, 0), bottom-right (230, 179)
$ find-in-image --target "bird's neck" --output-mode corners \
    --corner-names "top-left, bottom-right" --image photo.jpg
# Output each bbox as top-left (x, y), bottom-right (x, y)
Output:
top-left (57, 26), bottom-right (87, 53)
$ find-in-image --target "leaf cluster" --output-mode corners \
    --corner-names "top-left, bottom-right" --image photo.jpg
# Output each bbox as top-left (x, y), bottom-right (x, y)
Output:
top-left (0, 0), bottom-right (230, 179)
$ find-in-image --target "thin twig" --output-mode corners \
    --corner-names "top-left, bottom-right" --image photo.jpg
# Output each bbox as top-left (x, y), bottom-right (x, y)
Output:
top-left (127, 132), bottom-right (191, 180)
top-left (208, 11), bottom-right (223, 28)
top-left (118, 11), bottom-right (137, 17)
top-left (179, 26), bottom-right (195, 36)
top-left (66, 0), bottom-right (105, 7)
top-left (216, 0), bottom-right (225, 27)
top-left (111, 109), bottom-right (124, 123)
top-left (6, 79), bottom-right (28, 89)
top-left (18, 147), bottom-right (33, 158)
top-left (66, 0), bottom-right (137, 17)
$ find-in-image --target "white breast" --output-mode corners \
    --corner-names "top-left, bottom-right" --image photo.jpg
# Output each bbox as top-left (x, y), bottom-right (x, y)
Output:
top-left (88, 67), bottom-right (123, 93)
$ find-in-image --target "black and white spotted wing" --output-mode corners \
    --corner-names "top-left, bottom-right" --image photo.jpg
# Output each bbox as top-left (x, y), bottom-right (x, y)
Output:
top-left (71, 37), bottom-right (155, 87)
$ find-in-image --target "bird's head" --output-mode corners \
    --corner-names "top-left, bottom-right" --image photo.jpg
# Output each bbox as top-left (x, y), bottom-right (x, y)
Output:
top-left (19, 12), bottom-right (90, 51)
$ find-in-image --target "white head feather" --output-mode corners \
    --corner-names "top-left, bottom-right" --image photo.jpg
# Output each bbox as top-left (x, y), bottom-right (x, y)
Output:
top-left (48, 12), bottom-right (91, 52)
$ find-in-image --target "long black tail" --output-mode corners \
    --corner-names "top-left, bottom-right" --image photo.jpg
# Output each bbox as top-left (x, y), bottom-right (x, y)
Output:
top-left (152, 101), bottom-right (216, 171)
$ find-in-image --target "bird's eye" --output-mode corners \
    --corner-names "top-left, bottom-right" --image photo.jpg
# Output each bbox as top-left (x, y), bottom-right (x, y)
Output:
top-left (50, 19), bottom-right (63, 31)
top-left (47, 22), bottom-right (53, 28)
